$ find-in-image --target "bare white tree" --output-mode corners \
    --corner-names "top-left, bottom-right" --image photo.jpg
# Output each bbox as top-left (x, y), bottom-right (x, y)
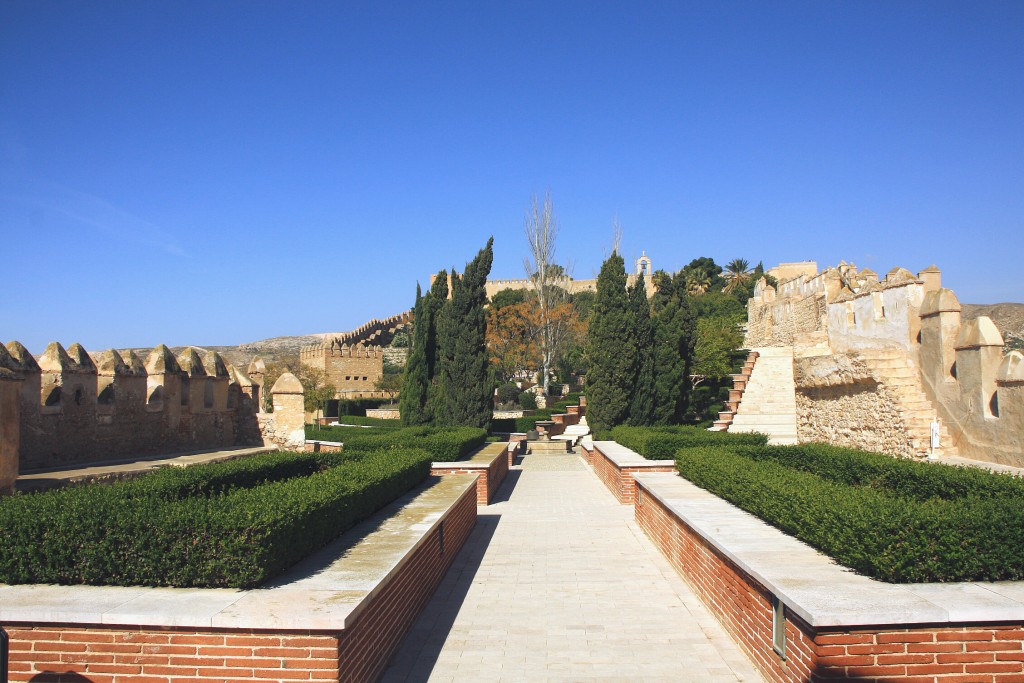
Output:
top-left (524, 193), bottom-right (574, 396)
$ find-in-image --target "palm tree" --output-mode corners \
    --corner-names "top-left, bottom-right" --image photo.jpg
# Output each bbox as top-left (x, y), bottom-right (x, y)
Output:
top-left (723, 258), bottom-right (751, 294)
top-left (685, 268), bottom-right (712, 296)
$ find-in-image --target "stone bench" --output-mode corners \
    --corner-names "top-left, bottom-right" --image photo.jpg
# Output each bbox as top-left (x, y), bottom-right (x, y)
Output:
top-left (588, 441), bottom-right (676, 504)
top-left (0, 474), bottom-right (478, 683)
top-left (431, 441), bottom-right (510, 505)
top-left (634, 472), bottom-right (1024, 683)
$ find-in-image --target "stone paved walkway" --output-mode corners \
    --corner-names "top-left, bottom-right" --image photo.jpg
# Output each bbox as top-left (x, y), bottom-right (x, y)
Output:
top-left (381, 452), bottom-right (765, 683)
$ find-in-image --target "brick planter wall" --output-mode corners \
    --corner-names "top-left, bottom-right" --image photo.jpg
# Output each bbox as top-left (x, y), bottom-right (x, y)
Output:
top-left (4, 478), bottom-right (478, 683)
top-left (589, 442), bottom-right (675, 504)
top-left (430, 443), bottom-right (510, 505)
top-left (634, 475), bottom-right (1024, 683)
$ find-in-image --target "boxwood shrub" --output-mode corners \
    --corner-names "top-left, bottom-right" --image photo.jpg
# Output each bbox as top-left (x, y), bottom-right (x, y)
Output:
top-left (729, 443), bottom-right (1024, 502)
top-left (0, 427), bottom-right (486, 588)
top-left (674, 445), bottom-right (1024, 583)
top-left (611, 425), bottom-right (768, 459)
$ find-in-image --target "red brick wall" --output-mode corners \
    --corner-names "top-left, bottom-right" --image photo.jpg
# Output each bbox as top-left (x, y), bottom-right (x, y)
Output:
top-left (336, 480), bottom-right (477, 682)
top-left (430, 448), bottom-right (509, 505)
top-left (635, 478), bottom-right (1024, 683)
top-left (590, 446), bottom-right (675, 504)
top-left (7, 628), bottom-right (339, 682)
top-left (5, 483), bottom-right (478, 683)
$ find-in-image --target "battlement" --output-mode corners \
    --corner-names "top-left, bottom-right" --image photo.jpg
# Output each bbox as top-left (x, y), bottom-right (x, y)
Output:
top-left (0, 340), bottom-right (263, 477)
top-left (745, 261), bottom-right (1023, 466)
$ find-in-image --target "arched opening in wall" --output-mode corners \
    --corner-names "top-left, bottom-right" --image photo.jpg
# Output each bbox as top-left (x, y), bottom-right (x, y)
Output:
top-left (203, 380), bottom-right (214, 409)
top-left (43, 386), bottom-right (61, 407)
top-left (73, 386), bottom-right (83, 406)
top-left (989, 392), bottom-right (1000, 418)
top-left (181, 378), bottom-right (190, 406)
top-left (148, 385), bottom-right (164, 406)
top-left (872, 293), bottom-right (885, 320)
top-left (916, 331), bottom-right (922, 344)
top-left (950, 361), bottom-right (957, 379)
top-left (98, 384), bottom-right (115, 405)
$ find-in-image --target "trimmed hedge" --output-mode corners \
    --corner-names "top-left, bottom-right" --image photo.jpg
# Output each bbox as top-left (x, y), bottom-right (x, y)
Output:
top-left (729, 443), bottom-right (1024, 502)
top-left (611, 425), bottom-right (768, 459)
top-left (0, 427), bottom-right (486, 588)
top-left (673, 445), bottom-right (1024, 583)
top-left (0, 449), bottom-right (431, 588)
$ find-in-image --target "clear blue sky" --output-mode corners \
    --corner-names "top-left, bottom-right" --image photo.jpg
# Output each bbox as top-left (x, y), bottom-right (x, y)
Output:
top-left (2, 1), bottom-right (1022, 353)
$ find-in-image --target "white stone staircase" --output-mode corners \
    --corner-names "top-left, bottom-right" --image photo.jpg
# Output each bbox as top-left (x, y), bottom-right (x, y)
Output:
top-left (556, 415), bottom-right (590, 445)
top-left (728, 346), bottom-right (799, 445)
top-left (858, 349), bottom-right (958, 457)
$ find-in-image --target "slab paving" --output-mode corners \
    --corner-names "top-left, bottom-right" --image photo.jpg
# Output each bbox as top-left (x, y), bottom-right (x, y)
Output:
top-left (381, 452), bottom-right (765, 683)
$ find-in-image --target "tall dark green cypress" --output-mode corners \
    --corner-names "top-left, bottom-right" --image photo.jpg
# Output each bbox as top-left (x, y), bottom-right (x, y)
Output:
top-left (435, 238), bottom-right (494, 428)
top-left (400, 284), bottom-right (430, 425)
top-left (587, 252), bottom-right (635, 433)
top-left (650, 271), bottom-right (698, 424)
top-left (628, 273), bottom-right (655, 425)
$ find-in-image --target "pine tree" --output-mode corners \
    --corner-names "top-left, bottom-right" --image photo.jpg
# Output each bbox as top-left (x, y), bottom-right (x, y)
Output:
top-left (628, 273), bottom-right (655, 425)
top-left (400, 284), bottom-right (430, 425)
top-left (435, 238), bottom-right (494, 428)
top-left (587, 252), bottom-right (635, 433)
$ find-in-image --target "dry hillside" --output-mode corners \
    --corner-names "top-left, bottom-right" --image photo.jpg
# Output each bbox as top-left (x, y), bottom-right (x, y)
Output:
top-left (961, 303), bottom-right (1024, 350)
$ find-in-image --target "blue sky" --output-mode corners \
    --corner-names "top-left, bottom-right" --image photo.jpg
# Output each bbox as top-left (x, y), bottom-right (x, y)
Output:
top-left (2, 1), bottom-right (1022, 353)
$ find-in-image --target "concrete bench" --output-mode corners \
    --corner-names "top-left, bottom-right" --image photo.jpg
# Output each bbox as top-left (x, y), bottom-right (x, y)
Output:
top-left (0, 474), bottom-right (478, 683)
top-left (431, 441), bottom-right (510, 505)
top-left (634, 472), bottom-right (1024, 683)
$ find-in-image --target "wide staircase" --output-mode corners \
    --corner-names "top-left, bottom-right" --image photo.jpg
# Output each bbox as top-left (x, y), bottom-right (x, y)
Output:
top-left (859, 348), bottom-right (959, 457)
top-left (728, 346), bottom-right (799, 445)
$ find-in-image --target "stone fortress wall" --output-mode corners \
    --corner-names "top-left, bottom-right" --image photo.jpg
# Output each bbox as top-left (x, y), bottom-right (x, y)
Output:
top-left (745, 262), bottom-right (1024, 465)
top-left (0, 340), bottom-right (303, 494)
top-left (298, 310), bottom-right (412, 397)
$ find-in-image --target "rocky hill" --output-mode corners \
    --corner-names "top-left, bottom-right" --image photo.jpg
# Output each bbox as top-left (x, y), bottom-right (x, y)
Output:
top-left (962, 303), bottom-right (1024, 350)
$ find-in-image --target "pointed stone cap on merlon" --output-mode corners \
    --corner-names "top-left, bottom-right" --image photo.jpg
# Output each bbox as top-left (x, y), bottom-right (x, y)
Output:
top-left (229, 365), bottom-right (254, 388)
top-left (94, 350), bottom-right (129, 376)
top-left (0, 344), bottom-right (20, 380)
top-left (38, 342), bottom-right (75, 373)
top-left (247, 356), bottom-right (267, 375)
top-left (996, 351), bottom-right (1024, 385)
top-left (5, 341), bottom-right (41, 372)
top-left (271, 372), bottom-right (303, 395)
top-left (202, 351), bottom-right (230, 378)
top-left (66, 343), bottom-right (97, 373)
top-left (145, 345), bottom-right (183, 375)
top-left (883, 266), bottom-right (920, 288)
top-left (123, 351), bottom-right (147, 376)
top-left (955, 316), bottom-right (1004, 350)
top-left (920, 288), bottom-right (961, 317)
top-left (857, 268), bottom-right (879, 282)
top-left (920, 264), bottom-right (941, 274)
top-left (177, 348), bottom-right (208, 378)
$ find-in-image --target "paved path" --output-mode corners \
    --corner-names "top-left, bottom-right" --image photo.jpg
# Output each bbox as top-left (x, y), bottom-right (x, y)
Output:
top-left (381, 452), bottom-right (765, 683)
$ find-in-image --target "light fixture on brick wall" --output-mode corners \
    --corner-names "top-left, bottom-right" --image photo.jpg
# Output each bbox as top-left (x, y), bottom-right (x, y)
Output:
top-left (772, 595), bottom-right (787, 659)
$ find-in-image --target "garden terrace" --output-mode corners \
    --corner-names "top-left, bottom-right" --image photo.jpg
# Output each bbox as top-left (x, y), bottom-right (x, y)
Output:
top-left (1, 474), bottom-right (478, 683)
top-left (430, 441), bottom-right (510, 505)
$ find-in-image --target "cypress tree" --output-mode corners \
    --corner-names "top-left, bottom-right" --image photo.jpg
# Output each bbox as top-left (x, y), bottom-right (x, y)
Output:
top-left (400, 284), bottom-right (430, 425)
top-left (435, 238), bottom-right (494, 428)
top-left (650, 271), bottom-right (698, 424)
top-left (425, 270), bottom-right (449, 381)
top-left (628, 273), bottom-right (655, 425)
top-left (587, 252), bottom-right (635, 433)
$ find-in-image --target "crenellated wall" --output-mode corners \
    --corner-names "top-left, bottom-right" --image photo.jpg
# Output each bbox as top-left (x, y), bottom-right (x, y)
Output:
top-left (744, 262), bottom-right (1022, 465)
top-left (0, 340), bottom-right (266, 483)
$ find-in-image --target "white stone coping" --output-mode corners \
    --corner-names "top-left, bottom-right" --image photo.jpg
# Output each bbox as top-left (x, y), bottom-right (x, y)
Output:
top-left (0, 474), bottom-right (477, 631)
top-left (593, 441), bottom-right (673, 468)
top-left (430, 442), bottom-right (508, 470)
top-left (634, 472), bottom-right (1024, 628)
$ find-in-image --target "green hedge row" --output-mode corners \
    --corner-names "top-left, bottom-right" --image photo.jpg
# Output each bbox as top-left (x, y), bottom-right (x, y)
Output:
top-left (611, 425), bottom-right (768, 459)
top-left (674, 446), bottom-right (1024, 583)
top-left (729, 443), bottom-right (1024, 502)
top-left (0, 448), bottom-right (431, 588)
top-left (341, 426), bottom-right (487, 462)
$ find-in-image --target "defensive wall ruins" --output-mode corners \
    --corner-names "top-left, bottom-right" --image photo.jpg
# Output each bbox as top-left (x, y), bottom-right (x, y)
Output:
top-left (745, 261), bottom-right (1024, 465)
top-left (432, 252), bottom-right (657, 300)
top-left (299, 310), bottom-right (412, 398)
top-left (0, 341), bottom-right (307, 495)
